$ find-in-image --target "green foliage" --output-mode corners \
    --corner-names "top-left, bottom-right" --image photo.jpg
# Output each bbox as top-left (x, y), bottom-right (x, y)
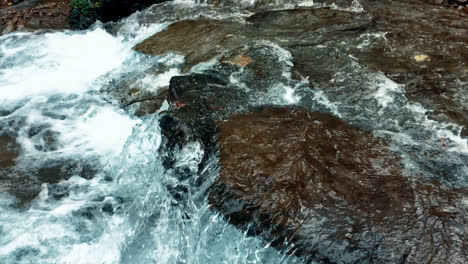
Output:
top-left (70, 0), bottom-right (100, 17)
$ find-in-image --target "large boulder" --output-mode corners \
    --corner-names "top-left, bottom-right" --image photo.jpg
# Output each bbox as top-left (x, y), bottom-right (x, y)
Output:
top-left (209, 106), bottom-right (468, 263)
top-left (156, 54), bottom-right (467, 262)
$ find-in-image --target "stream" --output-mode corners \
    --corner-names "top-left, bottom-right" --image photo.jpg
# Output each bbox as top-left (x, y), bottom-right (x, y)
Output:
top-left (0, 0), bottom-right (467, 263)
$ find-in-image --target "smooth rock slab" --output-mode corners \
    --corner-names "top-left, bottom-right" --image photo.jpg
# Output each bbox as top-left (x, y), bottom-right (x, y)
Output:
top-left (134, 19), bottom-right (255, 69)
top-left (209, 106), bottom-right (468, 263)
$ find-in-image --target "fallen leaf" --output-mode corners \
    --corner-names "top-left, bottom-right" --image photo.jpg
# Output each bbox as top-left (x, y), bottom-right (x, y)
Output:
top-left (225, 55), bottom-right (254, 67)
top-left (414, 54), bottom-right (429, 62)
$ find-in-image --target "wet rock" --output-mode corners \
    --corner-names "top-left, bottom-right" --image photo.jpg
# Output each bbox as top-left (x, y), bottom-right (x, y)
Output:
top-left (134, 8), bottom-right (370, 70)
top-left (155, 39), bottom-right (467, 262)
top-left (461, 127), bottom-right (468, 137)
top-left (222, 54), bottom-right (253, 67)
top-left (99, 66), bottom-right (173, 117)
top-left (347, 0), bottom-right (468, 127)
top-left (209, 106), bottom-right (468, 263)
top-left (0, 123), bottom-right (99, 205)
top-left (0, 130), bottom-right (19, 168)
top-left (0, 0), bottom-right (171, 32)
top-left (212, 2), bottom-right (468, 129)
top-left (69, 0), bottom-right (170, 30)
top-left (134, 19), bottom-right (254, 69)
top-left (159, 41), bottom-right (296, 146)
top-left (1, 19), bottom-right (14, 34)
top-left (0, 0), bottom-right (71, 35)
top-left (157, 51), bottom-right (278, 200)
top-left (10, 158), bottom-right (99, 206)
top-left (134, 2), bottom-right (467, 262)
top-left (160, 72), bottom-right (239, 170)
top-left (135, 3), bottom-right (466, 129)
top-left (219, 44), bottom-right (294, 92)
top-left (97, 0), bottom-right (169, 22)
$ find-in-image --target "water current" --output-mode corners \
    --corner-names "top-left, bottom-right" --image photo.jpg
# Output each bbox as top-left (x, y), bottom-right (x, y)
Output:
top-left (0, 0), bottom-right (466, 263)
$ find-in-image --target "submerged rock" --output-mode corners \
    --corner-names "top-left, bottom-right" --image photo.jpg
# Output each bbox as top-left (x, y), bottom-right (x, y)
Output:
top-left (99, 71), bottom-right (170, 117)
top-left (209, 106), bottom-right (468, 263)
top-left (353, 0), bottom-right (468, 130)
top-left (156, 45), bottom-right (467, 261)
top-left (0, 130), bottom-right (19, 169)
top-left (0, 125), bottom-right (100, 206)
top-left (135, 1), bottom-right (467, 132)
top-left (147, 28), bottom-right (468, 261)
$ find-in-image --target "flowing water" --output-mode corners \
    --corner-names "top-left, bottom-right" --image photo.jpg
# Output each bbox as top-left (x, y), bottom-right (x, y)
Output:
top-left (0, 0), bottom-right (467, 263)
top-left (0, 8), bottom-right (302, 264)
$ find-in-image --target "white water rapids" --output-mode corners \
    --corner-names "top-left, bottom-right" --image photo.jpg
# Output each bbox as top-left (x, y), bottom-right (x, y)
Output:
top-left (0, 1), bottom-right (467, 264)
top-left (0, 11), bottom-right (304, 264)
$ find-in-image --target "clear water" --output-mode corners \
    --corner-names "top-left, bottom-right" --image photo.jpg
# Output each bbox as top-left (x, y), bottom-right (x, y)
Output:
top-left (0, 1), bottom-right (467, 263)
top-left (0, 10), bottom-right (302, 264)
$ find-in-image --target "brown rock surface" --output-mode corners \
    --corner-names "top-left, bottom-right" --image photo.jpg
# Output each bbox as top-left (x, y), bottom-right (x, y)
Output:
top-left (135, 2), bottom-right (467, 132)
top-left (134, 19), bottom-right (255, 69)
top-left (0, 131), bottom-right (19, 169)
top-left (352, 0), bottom-right (468, 129)
top-left (153, 34), bottom-right (467, 262)
top-left (209, 106), bottom-right (468, 263)
top-left (0, 0), bottom-right (70, 34)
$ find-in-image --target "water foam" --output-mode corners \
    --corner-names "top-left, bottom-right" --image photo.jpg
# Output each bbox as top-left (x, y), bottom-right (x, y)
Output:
top-left (0, 29), bottom-right (124, 101)
top-left (0, 18), bottom-right (304, 264)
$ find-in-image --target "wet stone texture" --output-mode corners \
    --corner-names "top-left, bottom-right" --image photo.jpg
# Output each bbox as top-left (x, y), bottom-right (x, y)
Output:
top-left (354, 0), bottom-right (468, 131)
top-left (99, 68), bottom-right (170, 117)
top-left (144, 7), bottom-right (468, 260)
top-left (0, 0), bottom-right (71, 35)
top-left (209, 107), bottom-right (468, 263)
top-left (0, 131), bottom-right (19, 169)
top-left (135, 0), bottom-right (468, 134)
top-left (157, 55), bottom-right (467, 262)
top-left (70, 0), bottom-right (171, 29)
top-left (157, 42), bottom-right (302, 179)
top-left (133, 19), bottom-right (255, 70)
top-left (0, 0), bottom-right (171, 33)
